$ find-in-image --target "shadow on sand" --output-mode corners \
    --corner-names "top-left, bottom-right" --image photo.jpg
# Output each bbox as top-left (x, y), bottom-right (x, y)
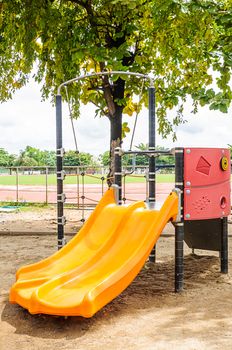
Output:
top-left (1, 254), bottom-right (224, 340)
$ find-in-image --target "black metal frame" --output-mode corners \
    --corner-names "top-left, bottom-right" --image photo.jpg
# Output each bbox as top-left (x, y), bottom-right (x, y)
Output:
top-left (221, 217), bottom-right (228, 273)
top-left (174, 148), bottom-right (229, 291)
top-left (56, 95), bottom-right (65, 249)
top-left (56, 71), bottom-right (154, 249)
top-left (113, 87), bottom-right (158, 262)
top-left (174, 148), bottom-right (184, 292)
top-left (114, 87), bottom-right (175, 264)
top-left (56, 72), bottom-right (229, 290)
top-left (114, 148), bottom-right (122, 204)
top-left (148, 87), bottom-right (156, 263)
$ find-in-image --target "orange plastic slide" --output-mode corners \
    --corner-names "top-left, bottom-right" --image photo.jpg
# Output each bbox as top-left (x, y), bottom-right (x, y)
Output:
top-left (10, 188), bottom-right (178, 317)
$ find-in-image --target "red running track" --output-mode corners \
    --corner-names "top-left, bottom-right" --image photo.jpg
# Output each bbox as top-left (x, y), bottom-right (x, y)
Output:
top-left (0, 183), bottom-right (174, 205)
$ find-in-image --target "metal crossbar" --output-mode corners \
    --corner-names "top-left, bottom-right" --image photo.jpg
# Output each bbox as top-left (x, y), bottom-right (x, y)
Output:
top-left (57, 71), bottom-right (154, 95)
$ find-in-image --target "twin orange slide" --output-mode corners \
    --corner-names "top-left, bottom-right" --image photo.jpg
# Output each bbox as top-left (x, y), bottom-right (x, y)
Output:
top-left (10, 188), bottom-right (178, 317)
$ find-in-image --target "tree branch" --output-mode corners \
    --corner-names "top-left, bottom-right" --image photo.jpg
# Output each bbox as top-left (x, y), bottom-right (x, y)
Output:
top-left (100, 62), bottom-right (116, 117)
top-left (89, 99), bottom-right (109, 117)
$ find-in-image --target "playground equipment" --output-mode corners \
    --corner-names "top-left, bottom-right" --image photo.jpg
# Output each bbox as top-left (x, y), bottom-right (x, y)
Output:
top-left (54, 71), bottom-right (156, 250)
top-left (115, 146), bottom-right (231, 292)
top-left (9, 71), bottom-right (230, 317)
top-left (10, 187), bottom-right (179, 316)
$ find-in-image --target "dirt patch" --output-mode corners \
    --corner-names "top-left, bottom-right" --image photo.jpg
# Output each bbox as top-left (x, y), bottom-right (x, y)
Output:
top-left (0, 209), bottom-right (232, 350)
top-left (0, 207), bottom-right (91, 235)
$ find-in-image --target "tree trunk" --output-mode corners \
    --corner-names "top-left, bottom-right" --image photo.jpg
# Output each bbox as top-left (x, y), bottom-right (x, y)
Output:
top-left (107, 106), bottom-right (122, 186)
top-left (107, 77), bottom-right (125, 187)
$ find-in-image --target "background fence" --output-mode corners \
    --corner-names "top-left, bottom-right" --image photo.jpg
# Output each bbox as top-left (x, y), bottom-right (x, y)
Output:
top-left (0, 165), bottom-right (175, 206)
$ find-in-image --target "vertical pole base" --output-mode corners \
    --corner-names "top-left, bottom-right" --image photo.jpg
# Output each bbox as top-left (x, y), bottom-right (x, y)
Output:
top-left (149, 246), bottom-right (156, 263)
top-left (221, 217), bottom-right (228, 274)
top-left (175, 223), bottom-right (184, 293)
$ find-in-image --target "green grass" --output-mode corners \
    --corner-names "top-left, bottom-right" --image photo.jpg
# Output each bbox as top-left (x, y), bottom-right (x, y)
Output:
top-left (0, 201), bottom-right (51, 210)
top-left (0, 173), bottom-right (174, 186)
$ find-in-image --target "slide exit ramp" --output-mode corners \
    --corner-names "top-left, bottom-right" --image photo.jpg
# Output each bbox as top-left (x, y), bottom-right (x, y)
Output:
top-left (10, 188), bottom-right (179, 317)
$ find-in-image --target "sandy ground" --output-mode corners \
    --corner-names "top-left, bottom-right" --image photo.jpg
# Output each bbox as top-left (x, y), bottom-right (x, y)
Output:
top-left (0, 206), bottom-right (90, 235)
top-left (0, 208), bottom-right (232, 350)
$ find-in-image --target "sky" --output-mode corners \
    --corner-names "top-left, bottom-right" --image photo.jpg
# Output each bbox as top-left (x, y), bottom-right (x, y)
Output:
top-left (0, 79), bottom-right (231, 157)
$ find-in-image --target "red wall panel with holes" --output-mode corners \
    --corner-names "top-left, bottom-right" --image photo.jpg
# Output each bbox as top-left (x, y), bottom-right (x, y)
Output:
top-left (183, 148), bottom-right (231, 220)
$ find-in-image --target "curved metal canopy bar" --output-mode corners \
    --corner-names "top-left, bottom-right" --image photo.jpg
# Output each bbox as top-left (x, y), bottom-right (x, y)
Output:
top-left (57, 70), bottom-right (154, 95)
top-left (55, 70), bottom-right (155, 251)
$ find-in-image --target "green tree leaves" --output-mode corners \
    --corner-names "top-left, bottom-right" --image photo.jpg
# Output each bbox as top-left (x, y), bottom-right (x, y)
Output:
top-left (14, 146), bottom-right (56, 166)
top-left (0, 148), bottom-right (16, 166)
top-left (63, 150), bottom-right (94, 166)
top-left (0, 146), bottom-right (95, 167)
top-left (0, 0), bottom-right (231, 141)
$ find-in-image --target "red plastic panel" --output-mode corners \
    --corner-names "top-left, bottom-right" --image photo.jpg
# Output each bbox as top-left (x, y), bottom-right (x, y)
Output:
top-left (184, 148), bottom-right (231, 220)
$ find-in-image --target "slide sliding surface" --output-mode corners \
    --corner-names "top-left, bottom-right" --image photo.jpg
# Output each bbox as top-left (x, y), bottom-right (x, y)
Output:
top-left (10, 189), bottom-right (134, 306)
top-left (10, 190), bottom-right (178, 317)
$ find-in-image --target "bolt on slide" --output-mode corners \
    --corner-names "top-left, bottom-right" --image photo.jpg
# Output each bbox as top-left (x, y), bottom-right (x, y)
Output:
top-left (10, 187), bottom-right (179, 317)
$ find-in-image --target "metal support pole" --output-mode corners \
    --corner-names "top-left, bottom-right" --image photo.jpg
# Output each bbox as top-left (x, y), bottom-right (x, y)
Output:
top-left (148, 87), bottom-right (156, 263)
top-left (56, 95), bottom-right (65, 250)
top-left (81, 172), bottom-right (85, 223)
top-left (175, 148), bottom-right (184, 292)
top-left (221, 217), bottom-right (228, 274)
top-left (123, 174), bottom-right (126, 204)
top-left (77, 167), bottom-right (80, 209)
top-left (45, 166), bottom-right (48, 204)
top-left (114, 148), bottom-right (122, 204)
top-left (16, 167), bottom-right (19, 203)
top-left (101, 176), bottom-right (105, 197)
